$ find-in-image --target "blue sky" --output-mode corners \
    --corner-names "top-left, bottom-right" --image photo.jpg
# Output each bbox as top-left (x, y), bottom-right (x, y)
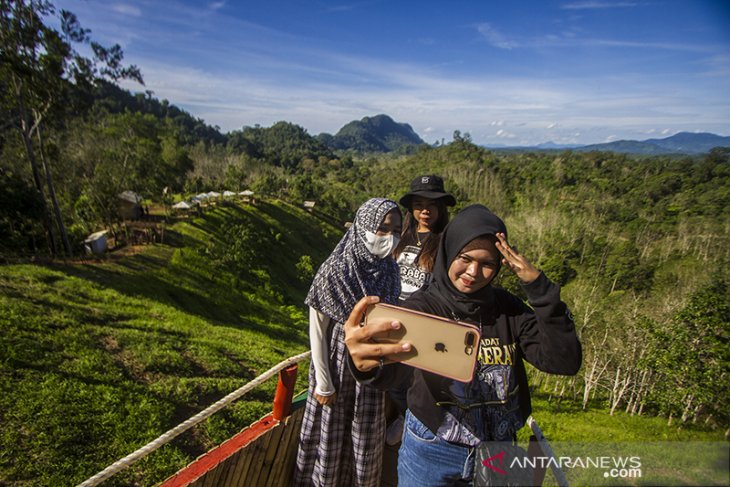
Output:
top-left (54, 0), bottom-right (730, 146)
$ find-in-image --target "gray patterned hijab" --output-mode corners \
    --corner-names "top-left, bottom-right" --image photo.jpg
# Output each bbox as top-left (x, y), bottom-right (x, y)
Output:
top-left (305, 198), bottom-right (401, 324)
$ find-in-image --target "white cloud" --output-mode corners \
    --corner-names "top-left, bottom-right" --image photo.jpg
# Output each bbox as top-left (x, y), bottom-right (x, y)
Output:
top-left (561, 2), bottom-right (639, 10)
top-left (476, 23), bottom-right (518, 50)
top-left (111, 3), bottom-right (141, 17)
top-left (698, 53), bottom-right (730, 77)
top-left (496, 129), bottom-right (517, 139)
top-left (84, 0), bottom-right (729, 145)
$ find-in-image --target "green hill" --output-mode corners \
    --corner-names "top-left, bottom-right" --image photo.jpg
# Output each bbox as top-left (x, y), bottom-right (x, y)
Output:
top-left (0, 199), bottom-right (341, 486)
top-left (317, 114), bottom-right (426, 153)
top-left (576, 132), bottom-right (730, 155)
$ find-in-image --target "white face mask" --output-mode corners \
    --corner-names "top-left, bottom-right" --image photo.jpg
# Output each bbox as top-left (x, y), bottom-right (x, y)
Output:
top-left (362, 231), bottom-right (400, 259)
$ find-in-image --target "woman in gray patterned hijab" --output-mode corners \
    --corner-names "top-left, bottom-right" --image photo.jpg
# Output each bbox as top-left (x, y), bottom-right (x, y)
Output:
top-left (295, 197), bottom-right (401, 487)
top-left (305, 197), bottom-right (401, 323)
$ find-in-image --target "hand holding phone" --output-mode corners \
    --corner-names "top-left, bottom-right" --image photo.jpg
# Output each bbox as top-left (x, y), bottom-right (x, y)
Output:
top-left (343, 296), bottom-right (412, 374)
top-left (365, 303), bottom-right (481, 382)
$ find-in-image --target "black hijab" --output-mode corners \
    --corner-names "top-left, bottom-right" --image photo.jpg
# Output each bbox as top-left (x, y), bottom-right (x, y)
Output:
top-left (415, 204), bottom-right (507, 322)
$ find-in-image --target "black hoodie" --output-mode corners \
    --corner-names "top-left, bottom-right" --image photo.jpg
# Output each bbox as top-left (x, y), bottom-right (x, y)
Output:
top-left (352, 205), bottom-right (581, 445)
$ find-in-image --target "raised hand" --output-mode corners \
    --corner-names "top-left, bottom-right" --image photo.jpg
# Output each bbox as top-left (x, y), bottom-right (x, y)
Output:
top-left (495, 232), bottom-right (540, 284)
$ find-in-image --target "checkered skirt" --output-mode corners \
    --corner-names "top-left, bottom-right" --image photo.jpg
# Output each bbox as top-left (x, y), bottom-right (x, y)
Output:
top-left (293, 320), bottom-right (385, 487)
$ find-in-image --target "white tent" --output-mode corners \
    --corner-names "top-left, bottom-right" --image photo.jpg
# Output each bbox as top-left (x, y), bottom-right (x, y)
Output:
top-left (195, 193), bottom-right (209, 200)
top-left (223, 190), bottom-right (236, 197)
top-left (207, 191), bottom-right (221, 198)
top-left (172, 201), bottom-right (192, 209)
top-left (239, 190), bottom-right (255, 196)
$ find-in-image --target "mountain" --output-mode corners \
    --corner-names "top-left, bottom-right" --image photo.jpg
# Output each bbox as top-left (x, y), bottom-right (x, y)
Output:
top-left (317, 114), bottom-right (426, 153)
top-left (645, 132), bottom-right (730, 153)
top-left (535, 141), bottom-right (584, 150)
top-left (483, 132), bottom-right (729, 154)
top-left (576, 132), bottom-right (730, 155)
top-left (484, 141), bottom-right (583, 151)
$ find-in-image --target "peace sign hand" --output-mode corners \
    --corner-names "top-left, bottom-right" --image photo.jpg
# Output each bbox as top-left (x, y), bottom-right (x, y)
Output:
top-left (495, 232), bottom-right (540, 284)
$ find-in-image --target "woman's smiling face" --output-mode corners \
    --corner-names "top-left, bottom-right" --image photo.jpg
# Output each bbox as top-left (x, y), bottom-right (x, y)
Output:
top-left (448, 239), bottom-right (501, 294)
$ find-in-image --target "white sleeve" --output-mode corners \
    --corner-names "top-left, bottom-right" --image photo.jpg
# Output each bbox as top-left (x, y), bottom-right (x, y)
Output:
top-left (309, 307), bottom-right (335, 396)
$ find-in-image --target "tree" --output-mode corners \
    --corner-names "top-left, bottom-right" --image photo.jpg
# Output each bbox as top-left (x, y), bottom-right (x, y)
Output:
top-left (0, 166), bottom-right (45, 255)
top-left (643, 277), bottom-right (730, 425)
top-left (0, 0), bottom-right (142, 256)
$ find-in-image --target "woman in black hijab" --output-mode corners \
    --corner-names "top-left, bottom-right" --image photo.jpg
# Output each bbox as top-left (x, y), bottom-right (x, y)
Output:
top-left (344, 204), bottom-right (582, 486)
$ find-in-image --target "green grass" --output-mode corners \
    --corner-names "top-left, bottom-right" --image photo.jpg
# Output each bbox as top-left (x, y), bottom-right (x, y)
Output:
top-left (0, 199), bottom-right (339, 486)
top-left (514, 392), bottom-right (726, 486)
top-left (525, 392), bottom-right (724, 443)
top-left (1, 198), bottom-right (726, 486)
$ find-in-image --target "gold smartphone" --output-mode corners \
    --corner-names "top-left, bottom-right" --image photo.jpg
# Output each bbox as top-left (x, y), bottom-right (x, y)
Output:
top-left (364, 302), bottom-right (481, 383)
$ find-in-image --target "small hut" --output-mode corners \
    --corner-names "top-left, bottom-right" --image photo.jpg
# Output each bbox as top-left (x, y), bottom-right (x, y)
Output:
top-left (239, 190), bottom-right (255, 204)
top-left (118, 191), bottom-right (143, 220)
top-left (172, 201), bottom-right (192, 211)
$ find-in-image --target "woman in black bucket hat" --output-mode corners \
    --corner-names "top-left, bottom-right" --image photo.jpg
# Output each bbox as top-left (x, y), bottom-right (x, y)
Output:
top-left (386, 175), bottom-right (456, 445)
top-left (394, 175), bottom-right (456, 304)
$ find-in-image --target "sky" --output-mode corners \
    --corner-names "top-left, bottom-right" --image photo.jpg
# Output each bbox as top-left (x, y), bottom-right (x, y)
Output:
top-left (53, 0), bottom-right (730, 146)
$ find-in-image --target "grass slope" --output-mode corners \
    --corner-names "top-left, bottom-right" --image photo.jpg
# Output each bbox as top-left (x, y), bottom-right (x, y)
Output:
top-left (0, 199), bottom-right (340, 486)
top-left (518, 394), bottom-right (725, 485)
top-left (1, 198), bottom-right (724, 486)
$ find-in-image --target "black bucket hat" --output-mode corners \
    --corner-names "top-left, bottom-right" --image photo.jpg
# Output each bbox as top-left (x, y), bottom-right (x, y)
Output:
top-left (399, 174), bottom-right (456, 208)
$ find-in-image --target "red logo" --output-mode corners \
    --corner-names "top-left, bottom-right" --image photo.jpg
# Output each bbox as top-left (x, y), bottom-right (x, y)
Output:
top-left (482, 450), bottom-right (507, 475)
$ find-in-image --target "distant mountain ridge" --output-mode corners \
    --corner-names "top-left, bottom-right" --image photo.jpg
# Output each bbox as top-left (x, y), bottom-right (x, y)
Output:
top-left (484, 132), bottom-right (730, 154)
top-left (317, 114), bottom-right (425, 153)
top-left (574, 132), bottom-right (730, 155)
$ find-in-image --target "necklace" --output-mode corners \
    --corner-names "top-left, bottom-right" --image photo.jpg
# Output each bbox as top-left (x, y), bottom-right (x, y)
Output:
top-left (416, 231), bottom-right (429, 247)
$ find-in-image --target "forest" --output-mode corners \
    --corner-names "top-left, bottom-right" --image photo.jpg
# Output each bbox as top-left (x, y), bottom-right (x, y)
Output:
top-left (1, 1), bottom-right (729, 479)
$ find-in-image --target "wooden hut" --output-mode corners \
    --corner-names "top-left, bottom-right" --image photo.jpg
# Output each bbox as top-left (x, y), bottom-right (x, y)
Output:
top-left (117, 191), bottom-right (143, 220)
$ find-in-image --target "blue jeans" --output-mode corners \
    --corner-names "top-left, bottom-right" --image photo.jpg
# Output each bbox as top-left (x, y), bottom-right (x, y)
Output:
top-left (397, 410), bottom-right (475, 486)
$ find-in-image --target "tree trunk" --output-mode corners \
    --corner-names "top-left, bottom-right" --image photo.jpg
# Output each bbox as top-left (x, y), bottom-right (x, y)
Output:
top-left (570, 376), bottom-right (579, 401)
top-left (22, 129), bottom-right (56, 255)
top-left (582, 358), bottom-right (597, 410)
top-left (36, 125), bottom-right (72, 256)
top-left (629, 369), bottom-right (649, 416)
top-left (15, 82), bottom-right (57, 255)
top-left (691, 403), bottom-right (701, 424)
top-left (681, 394), bottom-right (694, 423)
top-left (609, 367), bottom-right (630, 416)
